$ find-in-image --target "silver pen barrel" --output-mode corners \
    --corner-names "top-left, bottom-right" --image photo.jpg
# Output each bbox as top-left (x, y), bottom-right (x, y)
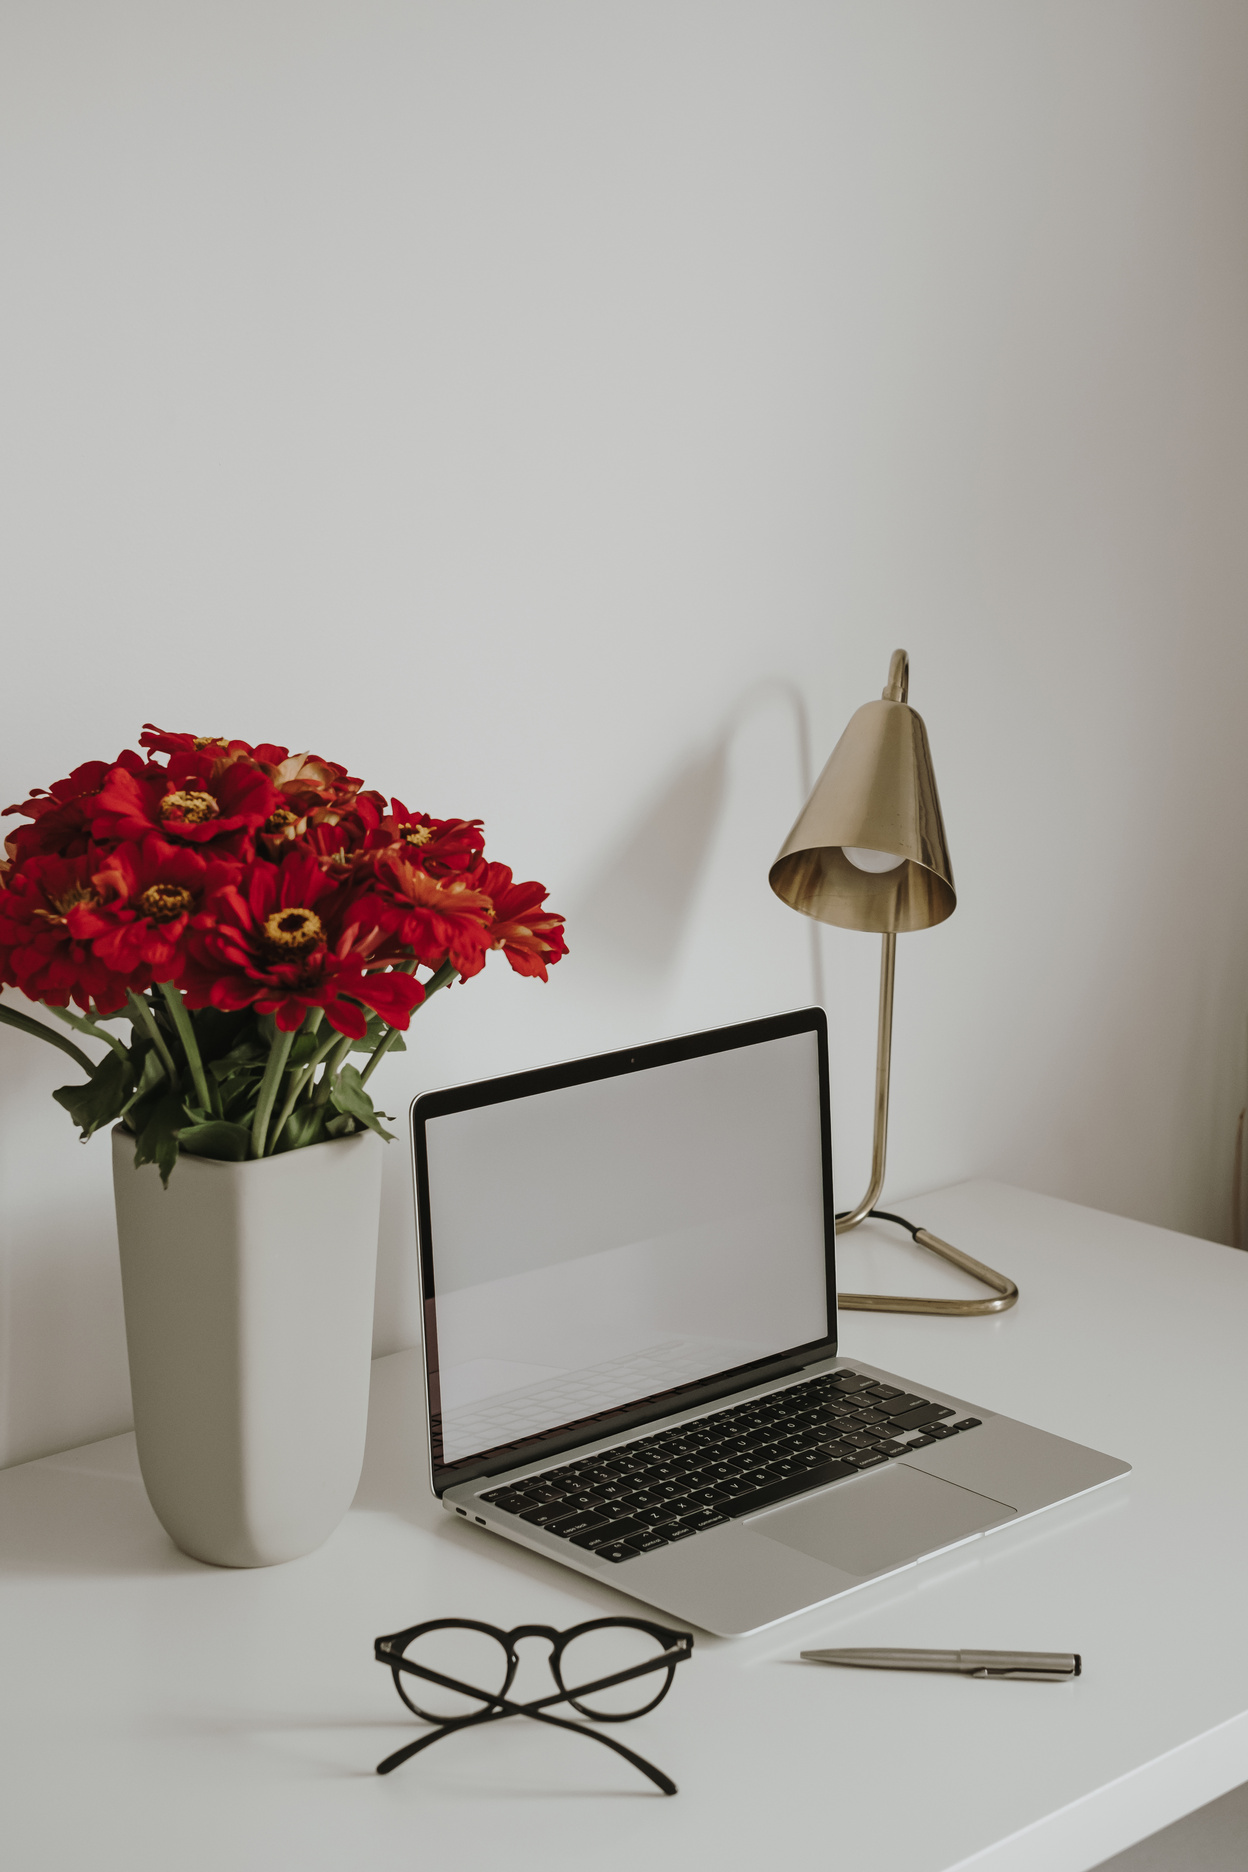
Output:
top-left (800, 1647), bottom-right (1080, 1678)
top-left (801, 1648), bottom-right (961, 1671)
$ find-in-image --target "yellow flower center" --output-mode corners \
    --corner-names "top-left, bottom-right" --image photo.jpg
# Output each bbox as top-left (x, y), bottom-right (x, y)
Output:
top-left (262, 808), bottom-right (299, 835)
top-left (399, 823), bottom-right (433, 846)
top-left (38, 881), bottom-right (98, 921)
top-left (160, 789), bottom-right (219, 826)
top-left (192, 735), bottom-right (228, 750)
top-left (140, 883), bottom-right (193, 924)
top-left (262, 906), bottom-right (324, 955)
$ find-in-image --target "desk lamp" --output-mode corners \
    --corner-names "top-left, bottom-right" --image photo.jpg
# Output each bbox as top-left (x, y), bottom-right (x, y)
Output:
top-left (769, 650), bottom-right (1017, 1316)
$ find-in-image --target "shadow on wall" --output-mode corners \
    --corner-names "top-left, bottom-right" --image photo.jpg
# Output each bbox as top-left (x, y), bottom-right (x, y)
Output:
top-left (570, 676), bottom-right (824, 1002)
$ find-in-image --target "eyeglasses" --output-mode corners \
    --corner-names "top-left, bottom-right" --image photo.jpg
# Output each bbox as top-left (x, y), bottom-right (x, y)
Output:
top-left (374, 1616), bottom-right (694, 1792)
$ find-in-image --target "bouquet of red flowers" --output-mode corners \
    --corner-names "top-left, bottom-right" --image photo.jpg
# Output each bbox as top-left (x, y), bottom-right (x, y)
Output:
top-left (0, 728), bottom-right (567, 1181)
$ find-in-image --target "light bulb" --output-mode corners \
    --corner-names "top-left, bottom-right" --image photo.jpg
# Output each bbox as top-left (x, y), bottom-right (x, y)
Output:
top-left (842, 846), bottom-right (905, 874)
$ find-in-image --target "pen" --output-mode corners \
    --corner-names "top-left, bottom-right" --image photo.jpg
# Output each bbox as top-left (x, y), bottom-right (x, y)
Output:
top-left (800, 1648), bottom-right (1080, 1681)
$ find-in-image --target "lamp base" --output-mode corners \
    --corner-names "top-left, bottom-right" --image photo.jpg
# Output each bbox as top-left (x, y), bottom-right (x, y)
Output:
top-left (836, 1208), bottom-right (1018, 1317)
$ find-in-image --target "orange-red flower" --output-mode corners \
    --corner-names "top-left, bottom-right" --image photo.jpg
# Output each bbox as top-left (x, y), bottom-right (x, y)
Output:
top-left (182, 849), bottom-right (424, 1036)
top-left (355, 852), bottom-right (495, 977)
top-left (477, 862), bottom-right (569, 979)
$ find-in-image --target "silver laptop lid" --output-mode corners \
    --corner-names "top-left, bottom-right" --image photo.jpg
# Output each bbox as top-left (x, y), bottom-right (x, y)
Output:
top-left (411, 1008), bottom-right (837, 1494)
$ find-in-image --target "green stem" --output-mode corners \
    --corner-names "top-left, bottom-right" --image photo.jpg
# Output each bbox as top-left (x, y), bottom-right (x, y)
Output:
top-left (158, 982), bottom-right (212, 1113)
top-left (126, 992), bottom-right (178, 1082)
top-left (0, 1001), bottom-right (96, 1074)
top-left (358, 959), bottom-right (455, 1087)
top-left (49, 1004), bottom-right (130, 1062)
top-left (267, 1010), bottom-right (331, 1152)
top-left (312, 1033), bottom-right (354, 1108)
top-left (251, 1027), bottom-right (295, 1159)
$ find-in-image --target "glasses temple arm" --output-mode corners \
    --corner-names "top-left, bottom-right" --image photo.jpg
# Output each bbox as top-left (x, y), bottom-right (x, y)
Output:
top-left (376, 1701), bottom-right (677, 1794)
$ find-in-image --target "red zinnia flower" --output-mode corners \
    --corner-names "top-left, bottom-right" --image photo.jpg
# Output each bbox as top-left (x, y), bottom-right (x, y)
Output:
top-left (139, 725), bottom-right (258, 761)
top-left (182, 848), bottom-right (424, 1036)
top-left (366, 801), bottom-right (486, 879)
top-left (354, 851), bottom-right (495, 978)
top-left (0, 849), bottom-right (133, 1012)
top-left (92, 752), bottom-right (278, 853)
top-left (3, 751), bottom-right (147, 871)
top-left (477, 862), bottom-right (568, 979)
top-left (71, 837), bottom-right (234, 983)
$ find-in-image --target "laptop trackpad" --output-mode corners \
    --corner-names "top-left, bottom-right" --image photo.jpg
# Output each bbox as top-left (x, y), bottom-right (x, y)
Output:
top-left (750, 1462), bottom-right (1016, 1578)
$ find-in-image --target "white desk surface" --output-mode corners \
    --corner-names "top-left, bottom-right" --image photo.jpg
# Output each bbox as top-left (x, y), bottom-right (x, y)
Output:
top-left (3, 1180), bottom-right (1247, 1872)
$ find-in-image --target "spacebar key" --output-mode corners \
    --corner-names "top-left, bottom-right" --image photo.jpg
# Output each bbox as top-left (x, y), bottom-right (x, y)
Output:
top-left (722, 1459), bottom-right (857, 1518)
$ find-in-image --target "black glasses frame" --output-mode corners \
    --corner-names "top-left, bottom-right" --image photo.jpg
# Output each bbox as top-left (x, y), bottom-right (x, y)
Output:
top-left (374, 1615), bottom-right (694, 1792)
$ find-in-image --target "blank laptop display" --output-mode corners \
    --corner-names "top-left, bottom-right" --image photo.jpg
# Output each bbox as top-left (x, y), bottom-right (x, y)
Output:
top-left (422, 1029), bottom-right (829, 1469)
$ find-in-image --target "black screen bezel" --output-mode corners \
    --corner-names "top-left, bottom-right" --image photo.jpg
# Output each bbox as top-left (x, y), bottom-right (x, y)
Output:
top-left (410, 1006), bottom-right (838, 1497)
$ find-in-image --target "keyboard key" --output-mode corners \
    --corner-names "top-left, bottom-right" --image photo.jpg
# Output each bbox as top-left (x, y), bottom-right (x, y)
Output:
top-left (722, 1458), bottom-right (857, 1518)
top-left (570, 1518), bottom-right (648, 1549)
top-left (865, 1384), bottom-right (903, 1400)
top-left (543, 1510), bottom-right (610, 1539)
top-left (664, 1524), bottom-right (698, 1542)
top-left (889, 1403), bottom-right (954, 1431)
top-left (904, 1434), bottom-right (937, 1449)
top-left (847, 1449), bottom-right (888, 1469)
top-left (921, 1423), bottom-right (957, 1440)
top-left (656, 1497), bottom-right (695, 1519)
top-left (520, 1502), bottom-right (585, 1527)
top-left (873, 1439), bottom-right (907, 1455)
top-left (594, 1543), bottom-right (641, 1562)
top-left (950, 1418), bottom-right (982, 1431)
top-left (680, 1510), bottom-right (729, 1532)
top-left (634, 1530), bottom-right (673, 1553)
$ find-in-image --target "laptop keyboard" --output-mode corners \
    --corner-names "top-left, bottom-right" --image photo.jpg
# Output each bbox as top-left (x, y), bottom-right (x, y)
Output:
top-left (476, 1368), bottom-right (983, 1562)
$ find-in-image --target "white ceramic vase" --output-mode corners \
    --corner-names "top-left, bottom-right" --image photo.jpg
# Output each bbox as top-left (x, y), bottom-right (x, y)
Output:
top-left (111, 1125), bottom-right (383, 1567)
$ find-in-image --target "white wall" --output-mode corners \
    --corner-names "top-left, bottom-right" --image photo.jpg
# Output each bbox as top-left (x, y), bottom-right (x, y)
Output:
top-left (2, 0), bottom-right (1246, 1467)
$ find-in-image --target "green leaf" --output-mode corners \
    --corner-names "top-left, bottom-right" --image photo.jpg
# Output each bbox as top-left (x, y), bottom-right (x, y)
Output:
top-left (324, 1112), bottom-right (355, 1137)
top-left (52, 1048), bottom-right (136, 1141)
top-left (210, 1065), bottom-right (265, 1108)
top-left (272, 1104), bottom-right (328, 1152)
top-left (131, 1088), bottom-right (191, 1186)
top-left (119, 1044), bottom-right (168, 1116)
top-left (187, 1006), bottom-right (252, 1064)
top-left (208, 1037), bottom-right (266, 1081)
top-left (329, 1063), bottom-right (395, 1142)
top-left (176, 1119), bottom-right (253, 1163)
top-left (348, 1011), bottom-right (406, 1055)
top-left (286, 1030), bottom-right (326, 1067)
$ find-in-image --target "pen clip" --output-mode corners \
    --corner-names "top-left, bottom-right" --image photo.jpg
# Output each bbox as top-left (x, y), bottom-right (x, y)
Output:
top-left (970, 1668), bottom-right (1074, 1681)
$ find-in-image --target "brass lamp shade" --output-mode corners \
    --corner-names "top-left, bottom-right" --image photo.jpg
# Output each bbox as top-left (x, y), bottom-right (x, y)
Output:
top-left (769, 690), bottom-right (955, 935)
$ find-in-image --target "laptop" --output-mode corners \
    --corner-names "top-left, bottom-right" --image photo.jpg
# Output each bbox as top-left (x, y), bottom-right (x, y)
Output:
top-left (410, 1007), bottom-right (1129, 1637)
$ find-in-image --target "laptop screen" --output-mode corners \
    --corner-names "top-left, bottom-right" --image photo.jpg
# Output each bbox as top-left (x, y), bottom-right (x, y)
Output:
top-left (412, 1010), bottom-right (836, 1485)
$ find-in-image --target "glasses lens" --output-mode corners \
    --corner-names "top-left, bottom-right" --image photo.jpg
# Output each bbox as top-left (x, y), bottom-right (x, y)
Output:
top-left (394, 1625), bottom-right (511, 1722)
top-left (558, 1624), bottom-right (675, 1720)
